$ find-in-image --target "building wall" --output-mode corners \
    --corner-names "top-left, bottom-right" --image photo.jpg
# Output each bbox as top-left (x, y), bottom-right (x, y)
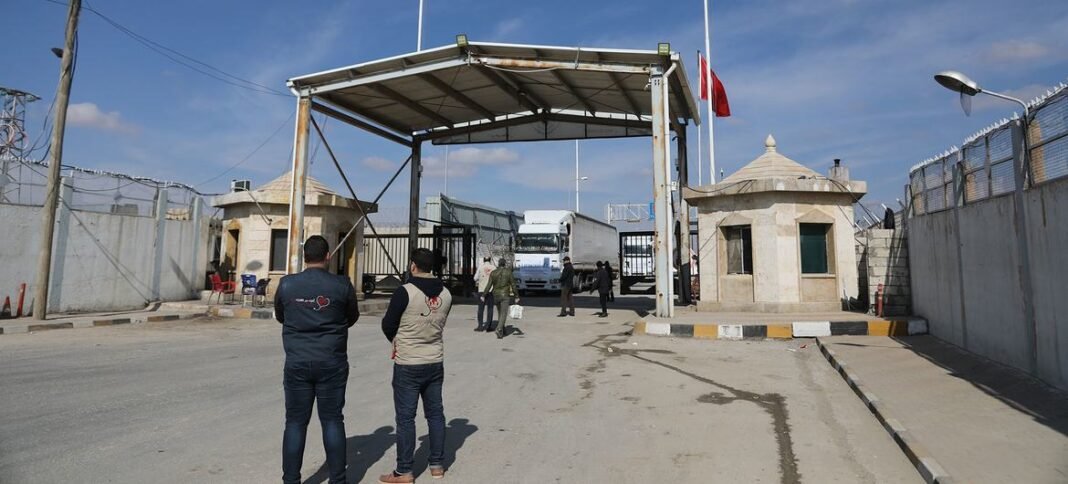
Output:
top-left (909, 177), bottom-right (1068, 390)
top-left (0, 199), bottom-right (207, 313)
top-left (856, 228), bottom-right (912, 316)
top-left (693, 192), bottom-right (858, 312)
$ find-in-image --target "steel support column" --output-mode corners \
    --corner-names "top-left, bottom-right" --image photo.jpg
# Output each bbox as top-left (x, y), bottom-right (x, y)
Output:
top-left (650, 66), bottom-right (674, 317)
top-left (408, 141), bottom-right (423, 271)
top-left (676, 125), bottom-right (692, 305)
top-left (286, 96), bottom-right (312, 274)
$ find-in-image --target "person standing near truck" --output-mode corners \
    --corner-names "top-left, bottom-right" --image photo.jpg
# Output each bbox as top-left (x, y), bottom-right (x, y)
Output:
top-left (558, 256), bottom-right (575, 317)
top-left (485, 258), bottom-right (520, 339)
top-left (603, 260), bottom-right (616, 302)
top-left (595, 261), bottom-right (612, 317)
top-left (473, 257), bottom-right (496, 331)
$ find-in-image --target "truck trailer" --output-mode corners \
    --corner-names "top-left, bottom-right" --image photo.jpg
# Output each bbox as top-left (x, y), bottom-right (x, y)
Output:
top-left (514, 210), bottom-right (619, 294)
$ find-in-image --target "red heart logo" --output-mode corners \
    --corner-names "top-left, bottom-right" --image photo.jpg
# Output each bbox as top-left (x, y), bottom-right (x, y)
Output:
top-left (315, 295), bottom-right (330, 310)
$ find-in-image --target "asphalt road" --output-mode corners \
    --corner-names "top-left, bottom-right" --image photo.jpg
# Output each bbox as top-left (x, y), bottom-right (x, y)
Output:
top-left (0, 296), bottom-right (921, 483)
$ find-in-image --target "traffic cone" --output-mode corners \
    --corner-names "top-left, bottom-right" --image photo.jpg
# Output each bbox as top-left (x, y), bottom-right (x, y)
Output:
top-left (1, 296), bottom-right (11, 319)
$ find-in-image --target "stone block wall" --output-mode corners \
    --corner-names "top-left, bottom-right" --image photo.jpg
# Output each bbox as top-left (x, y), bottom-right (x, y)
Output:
top-left (856, 228), bottom-right (911, 316)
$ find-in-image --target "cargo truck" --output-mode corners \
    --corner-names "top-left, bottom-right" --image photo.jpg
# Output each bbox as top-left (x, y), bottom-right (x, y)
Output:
top-left (514, 210), bottom-right (619, 294)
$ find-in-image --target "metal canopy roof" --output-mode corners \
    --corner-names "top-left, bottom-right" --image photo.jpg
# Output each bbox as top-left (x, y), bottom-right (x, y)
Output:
top-left (287, 41), bottom-right (701, 145)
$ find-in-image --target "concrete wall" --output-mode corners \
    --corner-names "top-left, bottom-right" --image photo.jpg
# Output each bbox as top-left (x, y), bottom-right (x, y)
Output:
top-left (0, 189), bottom-right (208, 314)
top-left (909, 177), bottom-right (1068, 390)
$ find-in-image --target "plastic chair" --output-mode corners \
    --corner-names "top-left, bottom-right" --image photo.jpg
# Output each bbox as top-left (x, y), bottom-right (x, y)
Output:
top-left (240, 274), bottom-right (257, 306)
top-left (209, 273), bottom-right (237, 303)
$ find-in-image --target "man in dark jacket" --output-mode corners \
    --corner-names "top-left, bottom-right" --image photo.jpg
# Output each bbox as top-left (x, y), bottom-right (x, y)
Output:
top-left (379, 248), bottom-right (453, 483)
top-left (558, 257), bottom-right (575, 317)
top-left (595, 261), bottom-right (612, 317)
top-left (274, 235), bottom-right (359, 484)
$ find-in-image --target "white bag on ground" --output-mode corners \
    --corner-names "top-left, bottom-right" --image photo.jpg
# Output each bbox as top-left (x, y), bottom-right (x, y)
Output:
top-left (508, 304), bottom-right (524, 320)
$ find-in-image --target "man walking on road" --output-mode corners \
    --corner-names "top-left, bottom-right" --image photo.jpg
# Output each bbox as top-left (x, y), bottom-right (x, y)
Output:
top-left (595, 261), bottom-right (611, 318)
top-left (473, 256), bottom-right (496, 331)
top-left (558, 256), bottom-right (575, 317)
top-left (380, 248), bottom-right (454, 483)
top-left (274, 235), bottom-right (359, 484)
top-left (485, 258), bottom-right (520, 339)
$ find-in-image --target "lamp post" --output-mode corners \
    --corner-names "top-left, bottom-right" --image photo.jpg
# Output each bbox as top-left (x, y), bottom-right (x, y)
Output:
top-left (574, 140), bottom-right (588, 212)
top-left (933, 69), bottom-right (1037, 373)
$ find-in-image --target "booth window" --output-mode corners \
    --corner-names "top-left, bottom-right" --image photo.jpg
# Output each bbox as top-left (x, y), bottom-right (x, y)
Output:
top-left (799, 223), bottom-right (831, 274)
top-left (724, 226), bottom-right (753, 274)
top-left (270, 229), bottom-right (287, 272)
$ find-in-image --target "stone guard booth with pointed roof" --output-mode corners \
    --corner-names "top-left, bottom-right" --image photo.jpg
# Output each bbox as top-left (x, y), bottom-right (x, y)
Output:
top-left (212, 171), bottom-right (376, 297)
top-left (684, 136), bottom-right (866, 312)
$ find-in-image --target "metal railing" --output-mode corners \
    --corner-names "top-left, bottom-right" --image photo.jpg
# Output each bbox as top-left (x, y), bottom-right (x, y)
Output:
top-left (909, 84), bottom-right (1068, 216)
top-left (0, 156), bottom-right (205, 218)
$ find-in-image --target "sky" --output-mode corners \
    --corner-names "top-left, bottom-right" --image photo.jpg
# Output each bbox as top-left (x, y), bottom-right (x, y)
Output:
top-left (5, 0), bottom-right (1067, 225)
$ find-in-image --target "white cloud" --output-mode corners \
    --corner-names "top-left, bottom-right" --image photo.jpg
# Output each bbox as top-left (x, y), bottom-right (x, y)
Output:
top-left (423, 147), bottom-right (520, 178)
top-left (362, 156), bottom-right (396, 171)
top-left (67, 103), bottom-right (138, 134)
top-left (493, 18), bottom-right (523, 39)
top-left (984, 40), bottom-right (1049, 63)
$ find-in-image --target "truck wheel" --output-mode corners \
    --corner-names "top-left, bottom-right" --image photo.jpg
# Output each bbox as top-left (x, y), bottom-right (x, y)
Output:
top-left (363, 280), bottom-right (375, 295)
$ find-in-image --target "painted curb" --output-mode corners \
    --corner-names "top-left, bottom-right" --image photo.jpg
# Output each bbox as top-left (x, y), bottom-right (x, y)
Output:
top-left (815, 338), bottom-right (956, 484)
top-left (0, 312), bottom-right (206, 336)
top-left (633, 318), bottom-right (928, 340)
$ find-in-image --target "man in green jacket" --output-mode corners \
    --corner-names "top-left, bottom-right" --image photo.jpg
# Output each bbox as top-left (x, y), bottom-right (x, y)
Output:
top-left (484, 258), bottom-right (521, 339)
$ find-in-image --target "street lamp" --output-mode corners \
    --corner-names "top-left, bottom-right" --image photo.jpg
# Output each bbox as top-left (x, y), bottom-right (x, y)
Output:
top-left (934, 70), bottom-right (1029, 118)
top-left (574, 140), bottom-right (589, 212)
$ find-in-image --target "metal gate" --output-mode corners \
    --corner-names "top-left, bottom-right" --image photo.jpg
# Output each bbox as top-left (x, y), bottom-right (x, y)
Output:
top-left (364, 225), bottom-right (476, 295)
top-left (618, 230), bottom-right (698, 296)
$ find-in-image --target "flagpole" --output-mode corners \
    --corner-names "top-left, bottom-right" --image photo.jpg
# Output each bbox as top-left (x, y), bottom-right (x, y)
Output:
top-left (702, 0), bottom-right (716, 181)
top-left (417, 0), bottom-right (424, 51)
top-left (696, 52), bottom-right (703, 186)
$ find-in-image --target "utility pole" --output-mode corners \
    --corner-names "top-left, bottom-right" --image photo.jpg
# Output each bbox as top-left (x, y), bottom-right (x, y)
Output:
top-left (33, 0), bottom-right (80, 320)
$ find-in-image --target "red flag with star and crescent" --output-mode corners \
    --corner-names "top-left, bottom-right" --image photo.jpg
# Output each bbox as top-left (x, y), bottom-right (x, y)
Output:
top-left (699, 54), bottom-right (731, 117)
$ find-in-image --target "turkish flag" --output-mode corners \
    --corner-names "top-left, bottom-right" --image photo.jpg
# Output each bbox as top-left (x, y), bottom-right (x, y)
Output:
top-left (699, 55), bottom-right (731, 117)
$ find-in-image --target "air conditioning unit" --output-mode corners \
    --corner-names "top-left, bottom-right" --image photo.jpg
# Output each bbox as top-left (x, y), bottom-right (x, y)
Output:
top-left (231, 179), bottom-right (251, 192)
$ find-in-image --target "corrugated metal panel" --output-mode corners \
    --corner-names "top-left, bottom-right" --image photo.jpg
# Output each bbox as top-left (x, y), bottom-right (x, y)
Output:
top-left (990, 160), bottom-right (1015, 196)
top-left (965, 169), bottom-right (989, 202)
top-left (287, 41), bottom-right (699, 137)
top-left (1031, 134), bottom-right (1068, 183)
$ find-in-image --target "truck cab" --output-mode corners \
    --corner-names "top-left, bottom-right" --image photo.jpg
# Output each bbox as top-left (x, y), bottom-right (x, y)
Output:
top-left (514, 225), bottom-right (567, 292)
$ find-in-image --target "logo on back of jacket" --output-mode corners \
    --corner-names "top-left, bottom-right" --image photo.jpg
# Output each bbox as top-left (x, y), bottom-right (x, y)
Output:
top-left (295, 295), bottom-right (331, 311)
top-left (421, 296), bottom-right (443, 317)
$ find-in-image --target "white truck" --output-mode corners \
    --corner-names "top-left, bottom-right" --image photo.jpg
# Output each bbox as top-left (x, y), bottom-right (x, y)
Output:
top-left (513, 210), bottom-right (619, 294)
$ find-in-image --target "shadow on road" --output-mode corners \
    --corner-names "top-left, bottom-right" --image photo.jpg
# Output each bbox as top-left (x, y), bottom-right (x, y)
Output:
top-left (891, 336), bottom-right (1068, 440)
top-left (304, 425), bottom-right (394, 484)
top-left (303, 418), bottom-right (478, 483)
top-left (412, 418), bottom-right (479, 478)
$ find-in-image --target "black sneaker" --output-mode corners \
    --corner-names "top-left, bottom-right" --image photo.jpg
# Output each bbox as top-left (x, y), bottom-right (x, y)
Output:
top-left (474, 326), bottom-right (485, 332)
top-left (557, 313), bottom-right (567, 318)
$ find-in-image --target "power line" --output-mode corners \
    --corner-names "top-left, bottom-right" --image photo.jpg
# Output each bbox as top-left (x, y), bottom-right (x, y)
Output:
top-left (39, 0), bottom-right (289, 97)
top-left (195, 110), bottom-right (295, 187)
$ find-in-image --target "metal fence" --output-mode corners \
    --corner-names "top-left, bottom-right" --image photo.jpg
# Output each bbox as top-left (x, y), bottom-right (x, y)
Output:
top-left (909, 84), bottom-right (1068, 216)
top-left (0, 156), bottom-right (205, 218)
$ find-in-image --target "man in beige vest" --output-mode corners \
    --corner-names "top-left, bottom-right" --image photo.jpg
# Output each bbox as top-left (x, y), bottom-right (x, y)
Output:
top-left (473, 256), bottom-right (496, 331)
top-left (379, 248), bottom-right (453, 483)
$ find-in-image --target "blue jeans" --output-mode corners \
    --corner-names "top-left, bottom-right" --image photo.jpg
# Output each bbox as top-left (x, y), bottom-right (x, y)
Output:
top-left (392, 362), bottom-right (445, 474)
top-left (478, 293), bottom-right (494, 328)
top-left (282, 359), bottom-right (349, 484)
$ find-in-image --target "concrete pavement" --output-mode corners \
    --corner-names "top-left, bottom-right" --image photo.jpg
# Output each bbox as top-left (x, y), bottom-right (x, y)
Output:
top-left (0, 299), bottom-right (921, 483)
top-left (818, 335), bottom-right (1068, 484)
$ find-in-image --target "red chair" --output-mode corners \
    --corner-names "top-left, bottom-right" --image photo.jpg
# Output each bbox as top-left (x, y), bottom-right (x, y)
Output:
top-left (210, 273), bottom-right (237, 303)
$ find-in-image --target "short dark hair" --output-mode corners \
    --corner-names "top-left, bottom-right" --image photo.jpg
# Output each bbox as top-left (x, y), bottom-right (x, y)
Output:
top-left (411, 248), bottom-right (434, 273)
top-left (563, 256), bottom-right (571, 262)
top-left (596, 261), bottom-right (603, 268)
top-left (484, 256), bottom-right (491, 262)
top-left (303, 235), bottom-right (329, 263)
top-left (498, 258), bottom-right (507, 267)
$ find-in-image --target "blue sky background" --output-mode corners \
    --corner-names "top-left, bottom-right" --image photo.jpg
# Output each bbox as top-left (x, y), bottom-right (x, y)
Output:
top-left (6, 0), bottom-right (1067, 224)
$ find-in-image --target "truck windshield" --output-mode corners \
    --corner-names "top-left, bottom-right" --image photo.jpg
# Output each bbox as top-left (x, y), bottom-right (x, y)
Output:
top-left (516, 234), bottom-right (559, 253)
